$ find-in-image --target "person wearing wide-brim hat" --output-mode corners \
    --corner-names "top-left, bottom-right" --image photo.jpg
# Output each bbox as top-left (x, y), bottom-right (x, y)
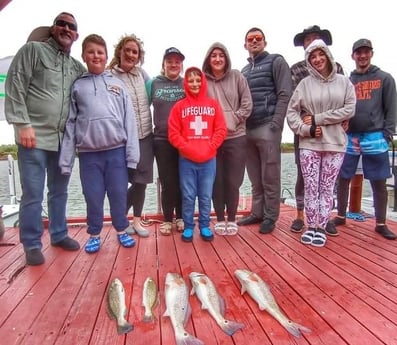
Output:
top-left (289, 25), bottom-right (345, 237)
top-left (26, 26), bottom-right (51, 42)
top-left (293, 25), bottom-right (332, 47)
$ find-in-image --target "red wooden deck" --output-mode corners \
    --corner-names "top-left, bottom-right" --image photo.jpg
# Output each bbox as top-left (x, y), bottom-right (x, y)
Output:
top-left (1, 203), bottom-right (397, 345)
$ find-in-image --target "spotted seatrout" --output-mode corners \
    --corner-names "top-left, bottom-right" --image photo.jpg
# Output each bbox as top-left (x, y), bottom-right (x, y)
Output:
top-left (107, 278), bottom-right (133, 334)
top-left (234, 269), bottom-right (311, 338)
top-left (163, 272), bottom-right (204, 345)
top-left (189, 272), bottom-right (244, 336)
top-left (142, 277), bottom-right (158, 322)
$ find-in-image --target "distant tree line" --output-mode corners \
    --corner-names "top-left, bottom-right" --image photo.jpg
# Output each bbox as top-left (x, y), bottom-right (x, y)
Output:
top-left (2, 142), bottom-right (397, 160)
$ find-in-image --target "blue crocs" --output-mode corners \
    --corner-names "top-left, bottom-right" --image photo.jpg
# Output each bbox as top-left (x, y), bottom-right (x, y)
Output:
top-left (85, 236), bottom-right (101, 253)
top-left (117, 233), bottom-right (136, 248)
top-left (200, 227), bottom-right (214, 242)
top-left (182, 228), bottom-right (194, 242)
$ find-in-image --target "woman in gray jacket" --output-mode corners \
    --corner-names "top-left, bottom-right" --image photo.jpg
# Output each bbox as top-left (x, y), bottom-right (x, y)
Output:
top-left (286, 39), bottom-right (356, 247)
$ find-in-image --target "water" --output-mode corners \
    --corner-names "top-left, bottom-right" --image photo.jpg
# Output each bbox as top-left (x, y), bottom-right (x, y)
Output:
top-left (0, 153), bottom-right (373, 217)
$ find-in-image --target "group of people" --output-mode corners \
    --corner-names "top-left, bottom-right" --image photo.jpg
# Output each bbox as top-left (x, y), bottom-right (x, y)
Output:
top-left (4, 11), bottom-right (396, 266)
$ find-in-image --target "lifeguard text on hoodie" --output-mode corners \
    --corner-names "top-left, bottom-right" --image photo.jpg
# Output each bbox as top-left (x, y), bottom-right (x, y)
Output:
top-left (168, 67), bottom-right (227, 163)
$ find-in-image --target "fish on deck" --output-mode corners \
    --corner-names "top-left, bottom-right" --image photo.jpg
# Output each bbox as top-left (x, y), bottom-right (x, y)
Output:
top-left (163, 272), bottom-right (204, 345)
top-left (234, 268), bottom-right (311, 338)
top-left (107, 277), bottom-right (134, 335)
top-left (189, 272), bottom-right (244, 336)
top-left (142, 276), bottom-right (158, 322)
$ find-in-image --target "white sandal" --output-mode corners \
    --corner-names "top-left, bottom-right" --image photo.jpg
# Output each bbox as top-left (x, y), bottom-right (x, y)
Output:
top-left (175, 219), bottom-right (184, 233)
top-left (311, 229), bottom-right (327, 247)
top-left (226, 222), bottom-right (239, 235)
top-left (159, 222), bottom-right (172, 236)
top-left (214, 221), bottom-right (227, 235)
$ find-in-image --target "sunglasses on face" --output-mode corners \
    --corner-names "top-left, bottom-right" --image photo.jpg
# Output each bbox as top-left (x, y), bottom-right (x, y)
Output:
top-left (246, 35), bottom-right (263, 43)
top-left (54, 19), bottom-right (77, 32)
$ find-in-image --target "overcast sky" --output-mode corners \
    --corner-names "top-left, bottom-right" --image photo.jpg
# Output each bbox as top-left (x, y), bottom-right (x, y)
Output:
top-left (1, 0), bottom-right (396, 144)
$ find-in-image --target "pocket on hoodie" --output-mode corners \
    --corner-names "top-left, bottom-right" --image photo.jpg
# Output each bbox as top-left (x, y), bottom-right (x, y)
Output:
top-left (224, 110), bottom-right (239, 132)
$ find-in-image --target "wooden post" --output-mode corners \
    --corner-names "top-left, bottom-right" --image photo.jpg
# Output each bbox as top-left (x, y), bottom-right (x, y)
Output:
top-left (349, 174), bottom-right (363, 213)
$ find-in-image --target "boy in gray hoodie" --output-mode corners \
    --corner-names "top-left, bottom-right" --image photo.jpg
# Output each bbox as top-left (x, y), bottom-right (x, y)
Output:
top-left (59, 34), bottom-right (140, 253)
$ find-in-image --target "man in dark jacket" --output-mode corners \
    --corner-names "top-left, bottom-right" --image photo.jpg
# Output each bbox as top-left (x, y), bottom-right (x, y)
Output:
top-left (238, 27), bottom-right (292, 234)
top-left (332, 39), bottom-right (397, 240)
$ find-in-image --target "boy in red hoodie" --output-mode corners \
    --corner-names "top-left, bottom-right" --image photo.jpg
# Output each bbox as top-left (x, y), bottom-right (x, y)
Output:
top-left (168, 67), bottom-right (226, 242)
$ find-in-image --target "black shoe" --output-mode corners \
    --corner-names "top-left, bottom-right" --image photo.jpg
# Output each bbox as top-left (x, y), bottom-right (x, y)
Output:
top-left (52, 236), bottom-right (80, 251)
top-left (26, 248), bottom-right (45, 266)
top-left (237, 214), bottom-right (262, 226)
top-left (325, 221), bottom-right (339, 237)
top-left (290, 219), bottom-right (304, 233)
top-left (332, 216), bottom-right (346, 226)
top-left (375, 225), bottom-right (397, 240)
top-left (259, 218), bottom-right (275, 234)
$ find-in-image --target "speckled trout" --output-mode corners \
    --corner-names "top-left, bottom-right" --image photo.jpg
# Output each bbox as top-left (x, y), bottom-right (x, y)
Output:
top-left (234, 269), bottom-right (311, 338)
top-left (163, 272), bottom-right (204, 345)
top-left (142, 277), bottom-right (158, 322)
top-left (107, 278), bottom-right (133, 334)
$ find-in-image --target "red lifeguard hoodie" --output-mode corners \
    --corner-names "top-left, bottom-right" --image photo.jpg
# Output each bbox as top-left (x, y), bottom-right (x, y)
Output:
top-left (168, 67), bottom-right (226, 163)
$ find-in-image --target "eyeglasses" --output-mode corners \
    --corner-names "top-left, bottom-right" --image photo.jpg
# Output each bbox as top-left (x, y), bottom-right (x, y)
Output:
top-left (246, 35), bottom-right (263, 43)
top-left (54, 19), bottom-right (77, 32)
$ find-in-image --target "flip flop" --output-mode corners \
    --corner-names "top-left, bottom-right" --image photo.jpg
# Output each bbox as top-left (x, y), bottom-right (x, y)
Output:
top-left (346, 212), bottom-right (366, 222)
top-left (159, 222), bottom-right (172, 236)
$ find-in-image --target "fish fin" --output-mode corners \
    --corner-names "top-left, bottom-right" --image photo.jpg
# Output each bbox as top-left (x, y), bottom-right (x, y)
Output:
top-left (176, 333), bottom-right (204, 345)
top-left (257, 302), bottom-right (267, 311)
top-left (163, 308), bottom-right (170, 317)
top-left (220, 319), bottom-right (245, 336)
top-left (116, 321), bottom-right (134, 334)
top-left (283, 320), bottom-right (311, 338)
top-left (190, 286), bottom-right (196, 296)
top-left (240, 285), bottom-right (247, 295)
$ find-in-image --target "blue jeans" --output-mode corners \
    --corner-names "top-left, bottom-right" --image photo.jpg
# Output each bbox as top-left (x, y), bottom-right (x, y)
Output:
top-left (17, 145), bottom-right (70, 250)
top-left (179, 157), bottom-right (216, 230)
top-left (79, 147), bottom-right (129, 235)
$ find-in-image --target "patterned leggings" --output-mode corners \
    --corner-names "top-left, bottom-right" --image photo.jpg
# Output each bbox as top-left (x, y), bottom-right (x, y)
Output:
top-left (300, 149), bottom-right (344, 229)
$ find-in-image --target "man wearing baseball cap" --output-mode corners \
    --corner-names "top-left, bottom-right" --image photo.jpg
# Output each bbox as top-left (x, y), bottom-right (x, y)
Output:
top-left (332, 39), bottom-right (397, 240)
top-left (289, 25), bottom-right (344, 235)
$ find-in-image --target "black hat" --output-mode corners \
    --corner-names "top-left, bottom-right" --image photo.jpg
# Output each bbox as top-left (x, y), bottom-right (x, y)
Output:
top-left (163, 47), bottom-right (185, 61)
top-left (352, 38), bottom-right (373, 53)
top-left (293, 25), bottom-right (332, 47)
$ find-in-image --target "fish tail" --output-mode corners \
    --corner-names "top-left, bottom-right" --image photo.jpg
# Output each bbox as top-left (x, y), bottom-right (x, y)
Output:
top-left (284, 321), bottom-right (311, 338)
top-left (117, 321), bottom-right (134, 334)
top-left (220, 319), bottom-right (245, 336)
top-left (176, 333), bottom-right (204, 345)
top-left (142, 313), bottom-right (156, 323)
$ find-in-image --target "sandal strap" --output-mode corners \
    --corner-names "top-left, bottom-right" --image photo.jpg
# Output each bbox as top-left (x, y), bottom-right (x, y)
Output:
top-left (311, 230), bottom-right (327, 247)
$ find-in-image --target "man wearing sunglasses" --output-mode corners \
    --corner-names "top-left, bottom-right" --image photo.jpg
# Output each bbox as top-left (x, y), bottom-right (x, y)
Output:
top-left (5, 12), bottom-right (86, 266)
top-left (238, 27), bottom-right (292, 234)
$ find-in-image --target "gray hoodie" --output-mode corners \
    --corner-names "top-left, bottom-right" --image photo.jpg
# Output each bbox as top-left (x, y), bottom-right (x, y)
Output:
top-left (202, 42), bottom-right (253, 139)
top-left (59, 71), bottom-right (140, 175)
top-left (286, 39), bottom-right (356, 153)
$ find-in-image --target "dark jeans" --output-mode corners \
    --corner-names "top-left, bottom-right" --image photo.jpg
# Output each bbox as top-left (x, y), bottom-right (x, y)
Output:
top-left (154, 139), bottom-right (182, 222)
top-left (212, 136), bottom-right (246, 222)
top-left (79, 147), bottom-right (130, 235)
top-left (179, 157), bottom-right (216, 230)
top-left (17, 145), bottom-right (70, 250)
